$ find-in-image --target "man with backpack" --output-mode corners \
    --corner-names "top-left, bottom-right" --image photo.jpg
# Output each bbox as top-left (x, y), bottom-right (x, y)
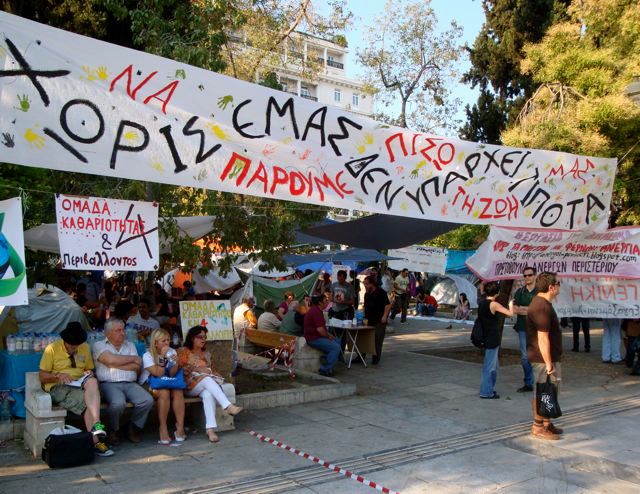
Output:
top-left (512, 266), bottom-right (536, 393)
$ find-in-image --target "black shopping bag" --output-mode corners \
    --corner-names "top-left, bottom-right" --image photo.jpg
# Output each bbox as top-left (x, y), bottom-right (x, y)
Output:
top-left (536, 375), bottom-right (562, 419)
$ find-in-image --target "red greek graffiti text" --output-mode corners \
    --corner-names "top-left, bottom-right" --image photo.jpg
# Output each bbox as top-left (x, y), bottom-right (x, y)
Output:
top-left (109, 64), bottom-right (180, 114)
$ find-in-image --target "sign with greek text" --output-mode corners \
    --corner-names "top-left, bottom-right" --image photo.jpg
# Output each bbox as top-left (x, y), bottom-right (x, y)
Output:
top-left (388, 246), bottom-right (448, 274)
top-left (179, 300), bottom-right (233, 341)
top-left (0, 13), bottom-right (617, 230)
top-left (0, 197), bottom-right (28, 306)
top-left (55, 194), bottom-right (159, 271)
top-left (554, 277), bottom-right (640, 319)
top-left (467, 226), bottom-right (640, 280)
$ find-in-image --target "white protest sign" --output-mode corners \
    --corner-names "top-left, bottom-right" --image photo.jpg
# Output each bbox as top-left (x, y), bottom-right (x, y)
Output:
top-left (467, 226), bottom-right (640, 280)
top-left (0, 197), bottom-right (28, 306)
top-left (0, 12), bottom-right (617, 230)
top-left (554, 277), bottom-right (640, 319)
top-left (55, 195), bottom-right (159, 271)
top-left (179, 300), bottom-right (233, 341)
top-left (331, 264), bottom-right (351, 283)
top-left (388, 246), bottom-right (448, 274)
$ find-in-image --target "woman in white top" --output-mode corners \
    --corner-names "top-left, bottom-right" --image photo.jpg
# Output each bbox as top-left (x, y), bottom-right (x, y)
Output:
top-left (257, 299), bottom-right (282, 331)
top-left (140, 328), bottom-right (186, 444)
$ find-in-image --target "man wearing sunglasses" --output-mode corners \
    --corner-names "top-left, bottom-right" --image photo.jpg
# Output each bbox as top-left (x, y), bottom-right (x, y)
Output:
top-left (39, 321), bottom-right (114, 457)
top-left (511, 267), bottom-right (537, 393)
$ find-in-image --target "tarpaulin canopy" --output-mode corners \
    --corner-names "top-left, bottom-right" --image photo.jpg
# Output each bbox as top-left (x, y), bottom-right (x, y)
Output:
top-left (284, 248), bottom-right (401, 266)
top-left (446, 250), bottom-right (476, 275)
top-left (431, 275), bottom-right (478, 308)
top-left (301, 215), bottom-right (460, 250)
top-left (24, 216), bottom-right (215, 255)
top-left (244, 272), bottom-right (318, 312)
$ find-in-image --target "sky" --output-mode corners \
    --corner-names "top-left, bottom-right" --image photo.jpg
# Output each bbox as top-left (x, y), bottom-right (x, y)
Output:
top-left (340, 0), bottom-right (485, 135)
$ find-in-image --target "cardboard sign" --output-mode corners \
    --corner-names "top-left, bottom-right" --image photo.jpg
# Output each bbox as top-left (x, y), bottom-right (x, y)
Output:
top-left (554, 276), bottom-right (640, 319)
top-left (0, 12), bottom-right (618, 230)
top-left (467, 226), bottom-right (640, 280)
top-left (179, 300), bottom-right (233, 341)
top-left (0, 197), bottom-right (28, 306)
top-left (388, 245), bottom-right (448, 274)
top-left (55, 195), bottom-right (159, 271)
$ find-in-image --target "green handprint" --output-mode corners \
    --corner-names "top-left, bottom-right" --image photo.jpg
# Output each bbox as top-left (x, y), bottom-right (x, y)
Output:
top-left (16, 94), bottom-right (30, 112)
top-left (217, 95), bottom-right (233, 110)
top-left (175, 69), bottom-right (186, 80)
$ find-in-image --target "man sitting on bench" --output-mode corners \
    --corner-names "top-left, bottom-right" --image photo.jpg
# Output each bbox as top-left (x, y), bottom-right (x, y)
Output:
top-left (39, 322), bottom-right (114, 457)
top-left (304, 295), bottom-right (341, 377)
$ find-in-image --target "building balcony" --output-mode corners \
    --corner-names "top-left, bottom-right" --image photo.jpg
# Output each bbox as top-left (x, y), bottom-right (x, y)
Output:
top-left (300, 94), bottom-right (318, 101)
top-left (327, 59), bottom-right (344, 69)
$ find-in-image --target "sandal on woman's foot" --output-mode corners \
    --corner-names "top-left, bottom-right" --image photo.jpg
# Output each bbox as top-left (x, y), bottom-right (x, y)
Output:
top-left (225, 405), bottom-right (243, 416)
top-left (158, 438), bottom-right (172, 445)
top-left (174, 431), bottom-right (187, 442)
top-left (207, 430), bottom-right (219, 443)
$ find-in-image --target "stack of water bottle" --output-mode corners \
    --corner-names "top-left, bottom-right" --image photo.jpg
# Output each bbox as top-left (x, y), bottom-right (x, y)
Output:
top-left (5, 333), bottom-right (60, 354)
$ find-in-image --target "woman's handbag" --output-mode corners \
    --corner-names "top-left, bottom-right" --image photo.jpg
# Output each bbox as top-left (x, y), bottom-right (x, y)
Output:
top-left (148, 369), bottom-right (187, 390)
top-left (536, 375), bottom-right (562, 418)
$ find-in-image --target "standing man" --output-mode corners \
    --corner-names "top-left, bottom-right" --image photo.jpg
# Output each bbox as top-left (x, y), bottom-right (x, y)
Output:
top-left (390, 268), bottom-right (410, 324)
top-left (304, 295), bottom-right (341, 377)
top-left (512, 266), bottom-right (536, 393)
top-left (363, 275), bottom-right (391, 365)
top-left (93, 318), bottom-right (154, 445)
top-left (526, 272), bottom-right (563, 440)
top-left (571, 317), bottom-right (591, 353)
top-left (329, 269), bottom-right (356, 321)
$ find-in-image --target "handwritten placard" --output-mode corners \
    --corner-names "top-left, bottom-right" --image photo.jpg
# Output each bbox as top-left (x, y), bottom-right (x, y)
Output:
top-left (467, 226), bottom-right (640, 280)
top-left (388, 245), bottom-right (448, 274)
top-left (555, 277), bottom-right (640, 319)
top-left (179, 300), bottom-right (233, 341)
top-left (0, 197), bottom-right (28, 306)
top-left (0, 12), bottom-right (618, 230)
top-left (55, 194), bottom-right (159, 271)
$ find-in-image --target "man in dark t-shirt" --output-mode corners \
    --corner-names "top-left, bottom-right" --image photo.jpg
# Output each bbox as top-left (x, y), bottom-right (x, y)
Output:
top-left (304, 295), bottom-right (341, 377)
top-left (526, 271), bottom-right (563, 441)
top-left (363, 275), bottom-right (391, 365)
top-left (512, 266), bottom-right (537, 393)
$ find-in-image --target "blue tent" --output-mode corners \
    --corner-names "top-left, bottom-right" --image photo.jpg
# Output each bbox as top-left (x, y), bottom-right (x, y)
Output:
top-left (284, 248), bottom-right (400, 266)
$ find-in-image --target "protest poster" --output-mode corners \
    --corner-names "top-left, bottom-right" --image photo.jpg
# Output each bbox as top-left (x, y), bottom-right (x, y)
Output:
top-left (0, 12), bottom-right (617, 231)
top-left (55, 194), bottom-right (159, 271)
top-left (0, 197), bottom-right (28, 306)
top-left (331, 264), bottom-right (351, 283)
top-left (388, 246), bottom-right (448, 274)
top-left (179, 300), bottom-right (233, 341)
top-left (554, 277), bottom-right (640, 319)
top-left (467, 226), bottom-right (640, 280)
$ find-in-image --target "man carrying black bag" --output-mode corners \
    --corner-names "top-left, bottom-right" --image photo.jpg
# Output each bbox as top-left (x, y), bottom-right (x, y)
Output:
top-left (526, 272), bottom-right (563, 440)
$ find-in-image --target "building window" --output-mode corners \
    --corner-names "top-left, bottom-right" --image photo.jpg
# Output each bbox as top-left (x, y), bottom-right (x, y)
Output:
top-left (352, 94), bottom-right (359, 106)
top-left (281, 82), bottom-right (288, 93)
top-left (334, 89), bottom-right (341, 102)
top-left (301, 86), bottom-right (310, 97)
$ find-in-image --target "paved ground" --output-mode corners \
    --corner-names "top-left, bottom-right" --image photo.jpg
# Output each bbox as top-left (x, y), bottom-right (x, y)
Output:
top-left (1, 317), bottom-right (639, 493)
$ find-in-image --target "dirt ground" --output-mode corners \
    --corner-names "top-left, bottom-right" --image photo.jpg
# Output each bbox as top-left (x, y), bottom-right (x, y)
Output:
top-left (233, 367), bottom-right (327, 394)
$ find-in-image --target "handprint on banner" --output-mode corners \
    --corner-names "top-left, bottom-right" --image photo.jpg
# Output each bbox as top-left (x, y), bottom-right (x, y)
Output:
top-left (206, 123), bottom-right (227, 140)
top-left (81, 65), bottom-right (96, 80)
top-left (16, 94), bottom-right (30, 112)
top-left (217, 95), bottom-right (233, 110)
top-left (1, 133), bottom-right (15, 148)
top-left (24, 128), bottom-right (45, 149)
top-left (96, 66), bottom-right (109, 81)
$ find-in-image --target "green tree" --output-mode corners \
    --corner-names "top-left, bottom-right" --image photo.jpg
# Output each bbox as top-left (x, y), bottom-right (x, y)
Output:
top-left (460, 0), bottom-right (570, 144)
top-left (503, 0), bottom-right (640, 226)
top-left (357, 0), bottom-right (463, 133)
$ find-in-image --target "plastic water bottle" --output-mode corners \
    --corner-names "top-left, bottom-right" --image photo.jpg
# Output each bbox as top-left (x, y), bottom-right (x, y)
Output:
top-left (6, 334), bottom-right (16, 353)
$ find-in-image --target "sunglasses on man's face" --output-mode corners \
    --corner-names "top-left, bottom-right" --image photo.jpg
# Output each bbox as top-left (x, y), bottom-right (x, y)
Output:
top-left (194, 334), bottom-right (207, 340)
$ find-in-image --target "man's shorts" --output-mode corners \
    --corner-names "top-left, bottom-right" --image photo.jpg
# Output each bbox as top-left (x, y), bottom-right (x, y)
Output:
top-left (49, 384), bottom-right (87, 415)
top-left (532, 362), bottom-right (562, 392)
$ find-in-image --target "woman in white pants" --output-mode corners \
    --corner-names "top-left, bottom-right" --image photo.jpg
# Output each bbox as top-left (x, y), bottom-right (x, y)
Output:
top-left (178, 326), bottom-right (243, 442)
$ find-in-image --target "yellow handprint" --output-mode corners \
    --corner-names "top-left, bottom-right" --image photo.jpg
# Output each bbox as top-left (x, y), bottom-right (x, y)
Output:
top-left (24, 128), bottom-right (45, 149)
top-left (206, 123), bottom-right (227, 140)
top-left (124, 131), bottom-right (139, 141)
top-left (96, 66), bottom-right (109, 81)
top-left (81, 66), bottom-right (96, 81)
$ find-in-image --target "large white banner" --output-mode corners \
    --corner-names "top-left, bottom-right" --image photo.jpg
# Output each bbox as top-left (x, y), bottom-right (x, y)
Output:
top-left (388, 246), bottom-right (448, 274)
top-left (467, 226), bottom-right (640, 280)
top-left (0, 197), bottom-right (28, 306)
top-left (0, 12), bottom-right (617, 230)
top-left (55, 195), bottom-right (159, 271)
top-left (554, 277), bottom-right (640, 319)
top-left (179, 300), bottom-right (233, 341)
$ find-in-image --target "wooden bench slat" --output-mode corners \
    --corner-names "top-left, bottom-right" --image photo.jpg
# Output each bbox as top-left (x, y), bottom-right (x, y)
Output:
top-left (246, 329), bottom-right (296, 349)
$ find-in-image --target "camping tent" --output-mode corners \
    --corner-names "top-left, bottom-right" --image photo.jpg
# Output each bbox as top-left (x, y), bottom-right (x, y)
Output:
top-left (431, 274), bottom-right (478, 308)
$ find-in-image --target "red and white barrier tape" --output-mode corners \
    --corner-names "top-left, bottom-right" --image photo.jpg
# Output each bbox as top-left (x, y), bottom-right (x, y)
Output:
top-left (249, 430), bottom-right (401, 494)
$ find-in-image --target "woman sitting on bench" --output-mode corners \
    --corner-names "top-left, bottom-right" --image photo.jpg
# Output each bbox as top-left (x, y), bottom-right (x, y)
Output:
top-left (178, 326), bottom-right (243, 443)
top-left (140, 328), bottom-right (186, 444)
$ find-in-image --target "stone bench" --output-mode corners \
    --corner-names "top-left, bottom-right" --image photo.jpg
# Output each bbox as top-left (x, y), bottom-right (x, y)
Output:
top-left (24, 372), bottom-right (236, 457)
